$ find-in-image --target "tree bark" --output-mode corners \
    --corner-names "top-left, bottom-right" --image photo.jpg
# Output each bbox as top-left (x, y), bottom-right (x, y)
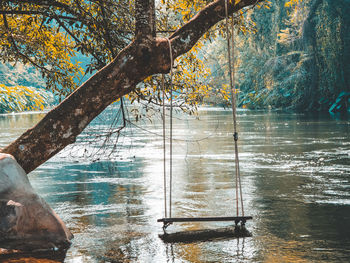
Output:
top-left (135, 0), bottom-right (156, 37)
top-left (0, 0), bottom-right (261, 174)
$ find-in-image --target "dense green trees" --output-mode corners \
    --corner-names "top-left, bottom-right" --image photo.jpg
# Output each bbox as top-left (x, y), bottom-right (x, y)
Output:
top-left (2, 0), bottom-right (348, 114)
top-left (234, 0), bottom-right (350, 112)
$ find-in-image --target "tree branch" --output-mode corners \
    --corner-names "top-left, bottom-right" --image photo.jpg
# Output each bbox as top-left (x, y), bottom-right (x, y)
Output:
top-left (1, 0), bottom-right (262, 173)
top-left (169, 0), bottom-right (261, 57)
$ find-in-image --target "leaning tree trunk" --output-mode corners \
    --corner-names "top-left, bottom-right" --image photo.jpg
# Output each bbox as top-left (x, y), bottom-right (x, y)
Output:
top-left (1, 0), bottom-right (261, 174)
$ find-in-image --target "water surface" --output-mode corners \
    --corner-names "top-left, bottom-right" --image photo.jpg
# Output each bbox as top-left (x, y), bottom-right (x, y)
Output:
top-left (0, 107), bottom-right (349, 262)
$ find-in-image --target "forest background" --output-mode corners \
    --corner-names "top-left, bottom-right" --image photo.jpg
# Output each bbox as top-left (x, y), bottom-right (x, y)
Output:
top-left (0, 0), bottom-right (349, 114)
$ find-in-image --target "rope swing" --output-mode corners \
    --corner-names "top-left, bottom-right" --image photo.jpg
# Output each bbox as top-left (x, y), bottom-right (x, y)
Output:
top-left (158, 0), bottom-right (252, 231)
top-left (224, 0), bottom-right (245, 217)
top-left (162, 38), bottom-right (174, 222)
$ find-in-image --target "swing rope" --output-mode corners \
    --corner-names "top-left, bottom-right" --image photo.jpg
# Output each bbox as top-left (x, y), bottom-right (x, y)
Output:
top-left (225, 0), bottom-right (245, 217)
top-left (162, 74), bottom-right (167, 218)
top-left (160, 2), bottom-right (248, 227)
top-left (167, 38), bottom-right (174, 218)
top-left (162, 38), bottom-right (174, 220)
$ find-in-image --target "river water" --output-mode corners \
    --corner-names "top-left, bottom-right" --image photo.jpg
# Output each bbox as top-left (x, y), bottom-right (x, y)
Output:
top-left (0, 107), bottom-right (349, 262)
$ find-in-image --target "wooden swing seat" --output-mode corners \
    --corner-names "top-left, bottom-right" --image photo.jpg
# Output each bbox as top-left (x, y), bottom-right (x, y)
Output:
top-left (158, 216), bottom-right (252, 225)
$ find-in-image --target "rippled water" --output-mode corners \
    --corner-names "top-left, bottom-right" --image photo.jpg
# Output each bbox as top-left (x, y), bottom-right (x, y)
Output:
top-left (0, 107), bottom-right (349, 262)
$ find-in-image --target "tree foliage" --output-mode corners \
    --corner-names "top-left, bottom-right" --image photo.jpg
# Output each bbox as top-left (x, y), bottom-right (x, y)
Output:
top-left (221, 0), bottom-right (350, 112)
top-left (0, 0), bottom-right (134, 97)
top-left (0, 84), bottom-right (54, 113)
top-left (4, 0), bottom-right (339, 114)
top-left (0, 0), bottom-right (268, 114)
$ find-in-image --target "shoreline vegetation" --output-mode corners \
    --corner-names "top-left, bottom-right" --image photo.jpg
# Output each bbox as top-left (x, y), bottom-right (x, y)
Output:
top-left (0, 84), bottom-right (54, 114)
top-left (1, 84), bottom-right (348, 115)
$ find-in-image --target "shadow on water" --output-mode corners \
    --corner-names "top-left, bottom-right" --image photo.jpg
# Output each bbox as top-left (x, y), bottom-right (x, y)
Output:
top-left (159, 225), bottom-right (251, 243)
top-left (0, 249), bottom-right (67, 263)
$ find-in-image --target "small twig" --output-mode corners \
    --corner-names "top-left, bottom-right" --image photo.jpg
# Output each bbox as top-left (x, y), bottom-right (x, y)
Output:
top-left (53, 15), bottom-right (104, 65)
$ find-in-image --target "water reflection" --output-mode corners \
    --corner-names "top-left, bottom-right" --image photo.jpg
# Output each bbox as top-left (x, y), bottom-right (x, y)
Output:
top-left (0, 112), bottom-right (45, 148)
top-left (0, 107), bottom-right (349, 262)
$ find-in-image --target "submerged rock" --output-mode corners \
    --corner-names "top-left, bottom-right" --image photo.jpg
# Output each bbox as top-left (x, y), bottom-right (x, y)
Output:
top-left (0, 153), bottom-right (73, 251)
